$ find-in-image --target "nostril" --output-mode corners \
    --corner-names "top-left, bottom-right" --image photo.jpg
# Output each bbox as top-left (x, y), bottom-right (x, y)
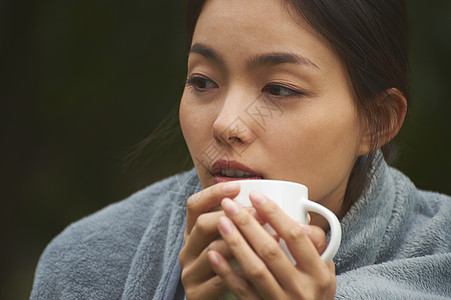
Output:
top-left (228, 136), bottom-right (243, 143)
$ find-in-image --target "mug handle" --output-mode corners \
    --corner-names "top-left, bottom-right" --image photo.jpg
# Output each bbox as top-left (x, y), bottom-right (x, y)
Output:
top-left (302, 201), bottom-right (342, 263)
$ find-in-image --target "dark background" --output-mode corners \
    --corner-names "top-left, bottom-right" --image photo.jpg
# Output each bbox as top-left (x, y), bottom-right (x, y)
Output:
top-left (1, 1), bottom-right (450, 299)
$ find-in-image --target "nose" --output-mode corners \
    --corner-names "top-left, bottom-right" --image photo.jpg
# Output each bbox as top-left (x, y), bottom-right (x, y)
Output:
top-left (212, 89), bottom-right (258, 149)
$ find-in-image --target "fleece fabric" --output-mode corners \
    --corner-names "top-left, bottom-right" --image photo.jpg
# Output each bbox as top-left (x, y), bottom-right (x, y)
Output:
top-left (30, 159), bottom-right (451, 299)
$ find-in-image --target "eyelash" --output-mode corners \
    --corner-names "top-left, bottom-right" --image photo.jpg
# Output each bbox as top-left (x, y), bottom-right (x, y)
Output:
top-left (186, 76), bottom-right (305, 99)
top-left (262, 83), bottom-right (304, 99)
top-left (185, 76), bottom-right (218, 93)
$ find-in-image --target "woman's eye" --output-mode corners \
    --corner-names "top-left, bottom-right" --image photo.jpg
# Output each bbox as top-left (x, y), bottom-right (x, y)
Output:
top-left (186, 76), bottom-right (218, 92)
top-left (262, 84), bottom-right (302, 97)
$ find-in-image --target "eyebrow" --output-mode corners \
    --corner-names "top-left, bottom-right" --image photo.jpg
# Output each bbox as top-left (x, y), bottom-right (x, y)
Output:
top-left (247, 52), bottom-right (320, 70)
top-left (189, 43), bottom-right (320, 70)
top-left (189, 43), bottom-right (225, 65)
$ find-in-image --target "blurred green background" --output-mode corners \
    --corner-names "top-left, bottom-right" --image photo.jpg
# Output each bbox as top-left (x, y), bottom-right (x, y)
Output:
top-left (1, 0), bottom-right (450, 299)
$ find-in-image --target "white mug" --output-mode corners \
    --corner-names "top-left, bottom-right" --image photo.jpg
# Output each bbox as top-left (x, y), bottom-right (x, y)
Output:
top-left (232, 179), bottom-right (341, 264)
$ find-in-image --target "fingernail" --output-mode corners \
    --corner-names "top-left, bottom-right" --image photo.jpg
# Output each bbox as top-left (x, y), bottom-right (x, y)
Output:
top-left (218, 216), bottom-right (233, 235)
top-left (208, 250), bottom-right (220, 267)
top-left (222, 183), bottom-right (240, 193)
top-left (298, 223), bottom-right (312, 233)
top-left (222, 198), bottom-right (240, 216)
top-left (250, 191), bottom-right (267, 205)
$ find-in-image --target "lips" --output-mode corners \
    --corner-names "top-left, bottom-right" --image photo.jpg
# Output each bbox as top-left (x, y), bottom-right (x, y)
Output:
top-left (211, 160), bottom-right (263, 183)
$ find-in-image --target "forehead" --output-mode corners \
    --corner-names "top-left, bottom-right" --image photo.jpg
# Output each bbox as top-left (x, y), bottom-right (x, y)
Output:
top-left (195, 0), bottom-right (300, 41)
top-left (192, 0), bottom-right (337, 71)
top-left (199, 0), bottom-right (291, 25)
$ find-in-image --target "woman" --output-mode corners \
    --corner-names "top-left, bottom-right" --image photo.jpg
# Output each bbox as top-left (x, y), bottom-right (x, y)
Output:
top-left (31, 0), bottom-right (451, 299)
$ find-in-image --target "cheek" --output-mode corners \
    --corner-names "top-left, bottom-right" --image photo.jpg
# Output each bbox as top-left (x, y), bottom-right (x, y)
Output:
top-left (273, 104), bottom-right (361, 155)
top-left (265, 103), bottom-right (362, 197)
top-left (315, 113), bottom-right (361, 172)
top-left (179, 98), bottom-right (199, 150)
top-left (179, 94), bottom-right (219, 187)
top-left (179, 95), bottom-right (213, 155)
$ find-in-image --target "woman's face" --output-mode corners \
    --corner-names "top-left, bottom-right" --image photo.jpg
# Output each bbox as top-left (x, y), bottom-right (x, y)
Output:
top-left (179, 0), bottom-right (370, 216)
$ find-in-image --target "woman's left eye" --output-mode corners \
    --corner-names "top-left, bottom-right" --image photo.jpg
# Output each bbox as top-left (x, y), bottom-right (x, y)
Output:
top-left (262, 84), bottom-right (302, 97)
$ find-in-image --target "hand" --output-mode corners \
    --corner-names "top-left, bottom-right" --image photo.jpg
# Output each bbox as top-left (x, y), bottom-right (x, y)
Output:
top-left (179, 182), bottom-right (241, 299)
top-left (207, 192), bottom-right (336, 300)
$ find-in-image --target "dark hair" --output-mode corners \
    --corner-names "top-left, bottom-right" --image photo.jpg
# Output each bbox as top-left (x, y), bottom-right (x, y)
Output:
top-left (185, 0), bottom-right (410, 215)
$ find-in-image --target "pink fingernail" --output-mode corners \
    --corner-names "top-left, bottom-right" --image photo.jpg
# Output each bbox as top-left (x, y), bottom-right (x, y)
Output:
top-left (250, 191), bottom-right (266, 205)
top-left (222, 198), bottom-right (240, 216)
top-left (208, 251), bottom-right (220, 267)
top-left (218, 217), bottom-right (233, 235)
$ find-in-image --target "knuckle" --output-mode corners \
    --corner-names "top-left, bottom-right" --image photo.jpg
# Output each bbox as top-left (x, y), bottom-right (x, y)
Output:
top-left (212, 276), bottom-right (224, 289)
top-left (309, 265), bottom-right (333, 294)
top-left (247, 262), bottom-right (267, 280)
top-left (317, 278), bottom-right (332, 291)
top-left (319, 266), bottom-right (333, 286)
top-left (226, 236), bottom-right (241, 249)
top-left (180, 268), bottom-right (190, 285)
top-left (233, 284), bottom-right (249, 298)
top-left (185, 287), bottom-right (200, 300)
top-left (286, 225), bottom-right (307, 243)
top-left (300, 290), bottom-right (315, 300)
top-left (178, 248), bottom-right (187, 267)
top-left (186, 193), bottom-right (201, 208)
top-left (317, 281), bottom-right (330, 292)
top-left (234, 212), bottom-right (251, 227)
top-left (194, 214), bottom-right (210, 235)
top-left (259, 242), bottom-right (282, 261)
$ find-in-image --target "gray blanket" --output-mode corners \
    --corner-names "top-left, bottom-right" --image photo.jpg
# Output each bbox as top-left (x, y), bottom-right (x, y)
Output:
top-left (30, 159), bottom-right (451, 299)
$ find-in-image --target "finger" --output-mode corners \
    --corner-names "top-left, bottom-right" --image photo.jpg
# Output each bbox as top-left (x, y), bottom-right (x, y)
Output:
top-left (302, 223), bottom-right (328, 255)
top-left (327, 260), bottom-right (337, 295)
top-left (221, 198), bottom-right (297, 291)
top-left (184, 207), bottom-right (257, 256)
top-left (186, 182), bottom-right (240, 235)
top-left (250, 210), bottom-right (267, 225)
top-left (328, 260), bottom-right (336, 274)
top-left (217, 214), bottom-right (283, 299)
top-left (249, 192), bottom-right (324, 272)
top-left (183, 273), bottom-right (228, 300)
top-left (181, 239), bottom-right (233, 283)
top-left (183, 211), bottom-right (225, 256)
top-left (208, 250), bottom-right (261, 300)
top-left (250, 211), bottom-right (281, 241)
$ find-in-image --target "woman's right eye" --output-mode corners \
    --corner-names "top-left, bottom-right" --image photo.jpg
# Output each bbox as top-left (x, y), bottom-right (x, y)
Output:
top-left (186, 76), bottom-right (218, 92)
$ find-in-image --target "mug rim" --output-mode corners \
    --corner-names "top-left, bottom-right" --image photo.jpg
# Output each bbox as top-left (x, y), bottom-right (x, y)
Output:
top-left (231, 179), bottom-right (308, 191)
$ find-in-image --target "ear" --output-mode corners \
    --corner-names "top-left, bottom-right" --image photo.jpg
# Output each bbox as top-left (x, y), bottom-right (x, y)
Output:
top-left (357, 88), bottom-right (407, 156)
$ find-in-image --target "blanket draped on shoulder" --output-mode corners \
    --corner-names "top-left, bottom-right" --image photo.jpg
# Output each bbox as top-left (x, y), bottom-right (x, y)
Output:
top-left (30, 158), bottom-right (451, 299)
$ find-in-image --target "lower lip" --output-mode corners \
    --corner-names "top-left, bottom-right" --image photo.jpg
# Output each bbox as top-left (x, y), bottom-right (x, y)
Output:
top-left (214, 175), bottom-right (263, 183)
